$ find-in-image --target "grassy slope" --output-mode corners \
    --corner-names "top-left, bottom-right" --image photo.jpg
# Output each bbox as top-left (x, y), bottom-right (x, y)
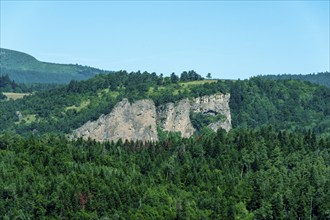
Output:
top-left (3, 92), bottom-right (31, 100)
top-left (148, 80), bottom-right (218, 96)
top-left (179, 79), bottom-right (217, 86)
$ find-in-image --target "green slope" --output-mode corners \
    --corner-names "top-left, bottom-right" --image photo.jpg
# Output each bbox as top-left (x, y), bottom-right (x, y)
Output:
top-left (0, 48), bottom-right (107, 84)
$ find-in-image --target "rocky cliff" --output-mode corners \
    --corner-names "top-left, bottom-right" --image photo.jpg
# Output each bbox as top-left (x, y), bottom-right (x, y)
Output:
top-left (157, 93), bottom-right (232, 136)
top-left (72, 93), bottom-right (231, 142)
top-left (192, 93), bottom-right (232, 132)
top-left (157, 98), bottom-right (195, 138)
top-left (72, 99), bottom-right (158, 142)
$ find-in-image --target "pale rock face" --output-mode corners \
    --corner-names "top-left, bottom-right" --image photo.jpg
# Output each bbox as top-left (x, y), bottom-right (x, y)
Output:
top-left (192, 94), bottom-right (232, 132)
top-left (157, 93), bottom-right (232, 137)
top-left (16, 111), bottom-right (23, 122)
top-left (72, 93), bottom-right (232, 142)
top-left (157, 98), bottom-right (195, 138)
top-left (72, 99), bottom-right (158, 142)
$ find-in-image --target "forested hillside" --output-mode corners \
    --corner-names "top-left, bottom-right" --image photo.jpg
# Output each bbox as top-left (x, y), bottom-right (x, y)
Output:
top-left (230, 77), bottom-right (330, 135)
top-left (1, 70), bottom-right (329, 219)
top-left (0, 71), bottom-right (329, 137)
top-left (1, 127), bottom-right (329, 219)
top-left (257, 72), bottom-right (330, 88)
top-left (1, 0), bottom-right (329, 219)
top-left (0, 48), bottom-right (107, 84)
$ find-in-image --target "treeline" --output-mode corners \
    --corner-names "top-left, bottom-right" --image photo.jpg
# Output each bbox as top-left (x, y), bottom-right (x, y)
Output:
top-left (0, 67), bottom-right (105, 84)
top-left (257, 72), bottom-right (330, 88)
top-left (0, 70), bottom-right (329, 137)
top-left (0, 74), bottom-right (29, 100)
top-left (0, 74), bottom-right (62, 93)
top-left (0, 74), bottom-right (27, 93)
top-left (1, 127), bottom-right (329, 219)
top-left (0, 92), bottom-right (6, 100)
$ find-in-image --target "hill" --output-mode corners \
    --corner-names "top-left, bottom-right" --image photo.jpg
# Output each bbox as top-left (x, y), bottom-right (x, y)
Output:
top-left (257, 72), bottom-right (330, 87)
top-left (1, 71), bottom-right (330, 219)
top-left (0, 48), bottom-right (108, 84)
top-left (0, 71), bottom-right (329, 138)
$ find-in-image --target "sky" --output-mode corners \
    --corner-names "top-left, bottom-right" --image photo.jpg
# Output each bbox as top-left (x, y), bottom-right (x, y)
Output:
top-left (0, 1), bottom-right (329, 79)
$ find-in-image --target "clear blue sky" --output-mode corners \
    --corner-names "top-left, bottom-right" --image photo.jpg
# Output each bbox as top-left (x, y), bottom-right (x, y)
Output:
top-left (1, 1), bottom-right (329, 79)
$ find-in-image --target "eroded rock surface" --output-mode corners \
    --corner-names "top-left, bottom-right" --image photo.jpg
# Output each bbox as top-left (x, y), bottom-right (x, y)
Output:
top-left (192, 94), bottom-right (232, 132)
top-left (72, 99), bottom-right (158, 142)
top-left (157, 93), bottom-right (232, 136)
top-left (157, 98), bottom-right (195, 138)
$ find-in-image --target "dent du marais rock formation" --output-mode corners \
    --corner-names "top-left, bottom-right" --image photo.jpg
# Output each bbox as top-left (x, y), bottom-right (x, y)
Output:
top-left (72, 93), bottom-right (231, 142)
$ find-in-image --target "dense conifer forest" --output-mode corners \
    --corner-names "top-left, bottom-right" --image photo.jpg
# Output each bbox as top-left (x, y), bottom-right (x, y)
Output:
top-left (1, 0), bottom-right (329, 218)
top-left (258, 72), bottom-right (330, 88)
top-left (1, 127), bottom-right (329, 219)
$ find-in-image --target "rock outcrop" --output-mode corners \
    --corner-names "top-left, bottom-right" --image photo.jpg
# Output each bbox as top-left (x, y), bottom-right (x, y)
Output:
top-left (72, 93), bottom-right (232, 142)
top-left (72, 99), bottom-right (158, 142)
top-left (16, 111), bottom-right (23, 122)
top-left (192, 93), bottom-right (232, 132)
top-left (157, 93), bottom-right (232, 136)
top-left (157, 99), bottom-right (195, 137)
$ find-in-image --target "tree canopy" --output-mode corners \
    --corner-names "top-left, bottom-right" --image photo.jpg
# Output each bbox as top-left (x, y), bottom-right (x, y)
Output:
top-left (1, 127), bottom-right (329, 219)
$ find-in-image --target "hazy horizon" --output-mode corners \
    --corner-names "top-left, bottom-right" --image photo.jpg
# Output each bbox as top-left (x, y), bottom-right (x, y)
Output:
top-left (1, 1), bottom-right (329, 79)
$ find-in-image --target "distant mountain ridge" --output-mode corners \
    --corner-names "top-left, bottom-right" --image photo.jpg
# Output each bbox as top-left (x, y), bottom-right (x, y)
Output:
top-left (0, 48), bottom-right (109, 84)
top-left (256, 72), bottom-right (330, 88)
